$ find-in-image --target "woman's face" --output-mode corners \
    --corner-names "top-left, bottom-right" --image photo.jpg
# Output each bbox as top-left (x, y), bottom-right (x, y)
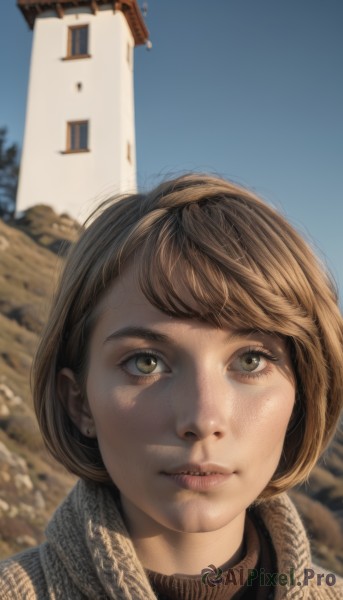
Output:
top-left (76, 269), bottom-right (295, 536)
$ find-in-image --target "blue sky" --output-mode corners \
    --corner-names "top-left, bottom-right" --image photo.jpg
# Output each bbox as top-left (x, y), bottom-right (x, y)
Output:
top-left (1, 0), bottom-right (342, 295)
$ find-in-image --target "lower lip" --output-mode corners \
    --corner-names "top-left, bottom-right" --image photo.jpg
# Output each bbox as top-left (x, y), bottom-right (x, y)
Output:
top-left (162, 473), bottom-right (232, 491)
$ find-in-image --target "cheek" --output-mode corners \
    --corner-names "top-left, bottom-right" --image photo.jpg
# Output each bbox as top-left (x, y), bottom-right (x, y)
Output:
top-left (86, 376), bottom-right (168, 443)
top-left (238, 381), bottom-right (295, 456)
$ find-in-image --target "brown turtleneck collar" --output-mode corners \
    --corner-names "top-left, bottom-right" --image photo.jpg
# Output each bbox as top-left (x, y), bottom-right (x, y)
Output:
top-left (146, 512), bottom-right (276, 600)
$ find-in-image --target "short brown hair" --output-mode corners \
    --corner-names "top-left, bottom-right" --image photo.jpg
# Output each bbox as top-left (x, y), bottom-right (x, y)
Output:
top-left (33, 174), bottom-right (343, 498)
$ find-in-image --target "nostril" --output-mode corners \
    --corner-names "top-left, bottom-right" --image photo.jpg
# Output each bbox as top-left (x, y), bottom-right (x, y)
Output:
top-left (184, 431), bottom-right (197, 439)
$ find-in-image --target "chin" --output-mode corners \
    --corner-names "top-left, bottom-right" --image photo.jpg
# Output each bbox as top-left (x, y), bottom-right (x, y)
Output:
top-left (160, 500), bottom-right (244, 534)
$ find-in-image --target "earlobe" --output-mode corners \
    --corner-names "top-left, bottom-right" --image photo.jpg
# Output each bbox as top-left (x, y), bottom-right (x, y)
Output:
top-left (57, 368), bottom-right (96, 438)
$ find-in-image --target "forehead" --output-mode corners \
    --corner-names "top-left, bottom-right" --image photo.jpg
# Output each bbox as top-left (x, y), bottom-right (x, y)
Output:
top-left (92, 267), bottom-right (196, 334)
top-left (91, 260), bottom-right (258, 336)
top-left (89, 267), bottom-right (287, 352)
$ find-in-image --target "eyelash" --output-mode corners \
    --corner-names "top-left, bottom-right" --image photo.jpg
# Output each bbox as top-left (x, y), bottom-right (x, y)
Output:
top-left (119, 346), bottom-right (279, 382)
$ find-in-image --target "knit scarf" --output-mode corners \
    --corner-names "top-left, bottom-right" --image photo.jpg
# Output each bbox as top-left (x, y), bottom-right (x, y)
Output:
top-left (38, 479), bottom-right (330, 599)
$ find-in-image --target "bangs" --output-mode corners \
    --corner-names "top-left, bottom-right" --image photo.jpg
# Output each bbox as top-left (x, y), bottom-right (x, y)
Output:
top-left (133, 201), bottom-right (313, 339)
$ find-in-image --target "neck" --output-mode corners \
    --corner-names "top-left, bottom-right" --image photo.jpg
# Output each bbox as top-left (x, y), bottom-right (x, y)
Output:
top-left (121, 503), bottom-right (246, 576)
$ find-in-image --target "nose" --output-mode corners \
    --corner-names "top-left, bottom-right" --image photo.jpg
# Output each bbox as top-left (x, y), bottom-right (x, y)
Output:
top-left (174, 367), bottom-right (231, 442)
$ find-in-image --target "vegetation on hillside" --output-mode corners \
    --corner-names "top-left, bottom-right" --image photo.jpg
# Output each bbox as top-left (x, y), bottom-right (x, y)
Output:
top-left (0, 128), bottom-right (19, 214)
top-left (0, 207), bottom-right (78, 558)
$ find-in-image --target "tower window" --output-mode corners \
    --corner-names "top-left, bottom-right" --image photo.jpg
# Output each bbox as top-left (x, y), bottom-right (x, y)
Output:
top-left (127, 43), bottom-right (132, 66)
top-left (66, 121), bottom-right (89, 152)
top-left (68, 25), bottom-right (89, 58)
top-left (127, 141), bottom-right (132, 163)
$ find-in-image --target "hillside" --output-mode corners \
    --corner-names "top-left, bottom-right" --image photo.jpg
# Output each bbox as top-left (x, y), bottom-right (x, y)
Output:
top-left (0, 206), bottom-right (78, 559)
top-left (0, 207), bottom-right (342, 574)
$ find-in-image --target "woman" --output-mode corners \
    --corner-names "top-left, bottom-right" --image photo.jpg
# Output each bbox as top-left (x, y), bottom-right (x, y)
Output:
top-left (1, 174), bottom-right (342, 599)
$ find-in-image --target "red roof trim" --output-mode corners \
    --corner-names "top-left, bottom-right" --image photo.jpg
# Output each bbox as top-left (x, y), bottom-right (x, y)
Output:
top-left (17, 0), bottom-right (149, 46)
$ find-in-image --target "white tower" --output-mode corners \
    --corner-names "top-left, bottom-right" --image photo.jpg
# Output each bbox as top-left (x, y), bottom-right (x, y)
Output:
top-left (16, 0), bottom-right (148, 221)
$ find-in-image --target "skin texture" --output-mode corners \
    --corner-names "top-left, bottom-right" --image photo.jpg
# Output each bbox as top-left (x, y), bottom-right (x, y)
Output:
top-left (61, 268), bottom-right (296, 575)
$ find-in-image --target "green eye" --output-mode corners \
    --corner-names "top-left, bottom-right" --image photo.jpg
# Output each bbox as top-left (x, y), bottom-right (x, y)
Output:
top-left (135, 355), bottom-right (158, 374)
top-left (240, 353), bottom-right (261, 372)
top-left (122, 352), bottom-right (168, 378)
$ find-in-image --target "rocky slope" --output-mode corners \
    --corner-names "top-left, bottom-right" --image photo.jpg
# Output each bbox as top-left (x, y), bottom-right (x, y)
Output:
top-left (0, 206), bottom-right (77, 559)
top-left (0, 207), bottom-right (342, 575)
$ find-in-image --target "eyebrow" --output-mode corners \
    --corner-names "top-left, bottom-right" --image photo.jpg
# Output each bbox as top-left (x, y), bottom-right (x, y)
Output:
top-left (103, 326), bottom-right (171, 346)
top-left (102, 325), bottom-right (269, 347)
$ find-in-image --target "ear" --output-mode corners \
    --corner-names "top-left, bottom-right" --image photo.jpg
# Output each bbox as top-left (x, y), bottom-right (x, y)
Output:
top-left (57, 368), bottom-right (96, 438)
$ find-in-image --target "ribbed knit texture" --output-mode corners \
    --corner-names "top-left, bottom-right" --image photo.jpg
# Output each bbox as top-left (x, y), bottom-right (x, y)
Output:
top-left (147, 515), bottom-right (276, 600)
top-left (0, 479), bottom-right (342, 599)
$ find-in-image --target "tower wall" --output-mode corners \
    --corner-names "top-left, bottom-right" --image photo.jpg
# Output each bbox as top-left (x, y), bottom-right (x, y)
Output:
top-left (17, 7), bottom-right (137, 222)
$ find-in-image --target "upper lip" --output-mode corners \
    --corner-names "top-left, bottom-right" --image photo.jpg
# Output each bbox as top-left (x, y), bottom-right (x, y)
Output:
top-left (161, 463), bottom-right (233, 475)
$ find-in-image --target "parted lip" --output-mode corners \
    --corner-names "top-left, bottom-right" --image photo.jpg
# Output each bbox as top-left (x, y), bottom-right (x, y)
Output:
top-left (161, 463), bottom-right (233, 475)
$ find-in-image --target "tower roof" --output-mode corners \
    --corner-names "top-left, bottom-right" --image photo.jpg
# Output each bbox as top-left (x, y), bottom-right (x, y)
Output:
top-left (17, 0), bottom-right (149, 45)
